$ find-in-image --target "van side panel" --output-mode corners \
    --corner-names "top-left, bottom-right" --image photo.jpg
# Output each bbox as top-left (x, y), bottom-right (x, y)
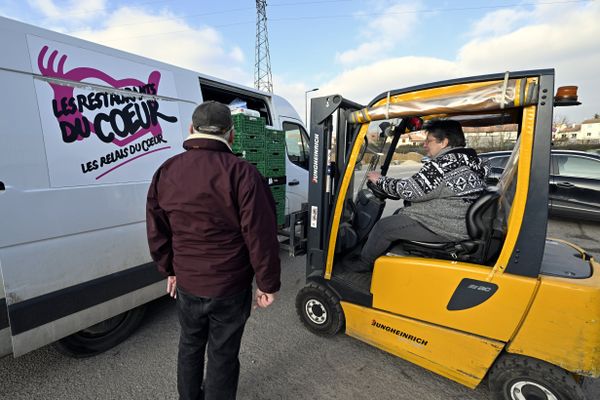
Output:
top-left (0, 29), bottom-right (53, 356)
top-left (0, 20), bottom-right (195, 355)
top-left (0, 16), bottom-right (305, 356)
top-left (1, 220), bottom-right (153, 304)
top-left (0, 269), bottom-right (11, 357)
top-left (11, 281), bottom-right (164, 356)
top-left (0, 47), bottom-right (51, 191)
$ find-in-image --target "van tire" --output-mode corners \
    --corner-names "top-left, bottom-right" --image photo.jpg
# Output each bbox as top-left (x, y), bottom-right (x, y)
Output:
top-left (488, 354), bottom-right (585, 400)
top-left (53, 305), bottom-right (146, 358)
top-left (296, 283), bottom-right (344, 336)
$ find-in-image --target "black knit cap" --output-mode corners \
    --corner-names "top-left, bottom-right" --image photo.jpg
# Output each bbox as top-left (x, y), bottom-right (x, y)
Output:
top-left (192, 101), bottom-right (233, 134)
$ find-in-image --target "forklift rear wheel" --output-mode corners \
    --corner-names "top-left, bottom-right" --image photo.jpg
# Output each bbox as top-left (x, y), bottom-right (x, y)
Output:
top-left (296, 283), bottom-right (344, 336)
top-left (488, 354), bottom-right (585, 400)
top-left (53, 305), bottom-right (146, 358)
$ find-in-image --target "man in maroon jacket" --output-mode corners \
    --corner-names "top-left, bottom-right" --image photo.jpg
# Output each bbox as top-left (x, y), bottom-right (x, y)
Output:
top-left (146, 101), bottom-right (281, 400)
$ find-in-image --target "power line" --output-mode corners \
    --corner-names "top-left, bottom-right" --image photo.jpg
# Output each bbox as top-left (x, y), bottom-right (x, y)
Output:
top-left (65, 1), bottom-right (354, 31)
top-left (39, 0), bottom-right (175, 19)
top-left (75, 6), bottom-right (255, 30)
top-left (88, 0), bottom-right (595, 43)
top-left (270, 0), bottom-right (355, 6)
top-left (269, 0), bottom-right (595, 22)
top-left (70, 0), bottom-right (592, 34)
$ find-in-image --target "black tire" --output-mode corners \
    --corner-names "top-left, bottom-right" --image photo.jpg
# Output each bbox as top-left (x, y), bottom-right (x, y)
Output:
top-left (53, 305), bottom-right (146, 358)
top-left (488, 354), bottom-right (586, 400)
top-left (296, 283), bottom-right (344, 336)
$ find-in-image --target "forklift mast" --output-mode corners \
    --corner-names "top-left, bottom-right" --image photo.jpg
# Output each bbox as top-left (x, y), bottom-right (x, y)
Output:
top-left (306, 95), bottom-right (363, 278)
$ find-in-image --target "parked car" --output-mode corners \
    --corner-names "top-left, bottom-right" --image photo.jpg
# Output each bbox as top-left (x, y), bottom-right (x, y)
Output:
top-left (480, 150), bottom-right (600, 221)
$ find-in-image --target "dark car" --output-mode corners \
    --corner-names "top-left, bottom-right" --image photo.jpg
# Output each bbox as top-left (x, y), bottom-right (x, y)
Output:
top-left (480, 150), bottom-right (600, 221)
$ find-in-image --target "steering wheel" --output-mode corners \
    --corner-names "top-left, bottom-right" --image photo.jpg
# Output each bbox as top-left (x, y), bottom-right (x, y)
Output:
top-left (367, 180), bottom-right (401, 201)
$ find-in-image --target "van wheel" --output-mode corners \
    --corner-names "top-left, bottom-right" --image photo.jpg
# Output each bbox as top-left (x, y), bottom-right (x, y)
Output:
top-left (488, 354), bottom-right (585, 400)
top-left (296, 283), bottom-right (344, 336)
top-left (53, 306), bottom-right (146, 358)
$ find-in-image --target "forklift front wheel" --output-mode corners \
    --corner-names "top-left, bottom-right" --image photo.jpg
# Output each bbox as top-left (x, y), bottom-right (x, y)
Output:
top-left (296, 283), bottom-right (344, 336)
top-left (488, 354), bottom-right (586, 400)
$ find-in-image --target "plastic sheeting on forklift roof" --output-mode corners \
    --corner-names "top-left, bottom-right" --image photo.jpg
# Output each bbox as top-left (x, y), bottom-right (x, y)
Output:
top-left (348, 77), bottom-right (538, 124)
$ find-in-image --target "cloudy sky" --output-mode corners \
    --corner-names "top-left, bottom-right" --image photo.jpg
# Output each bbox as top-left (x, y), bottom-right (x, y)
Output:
top-left (1, 0), bottom-right (598, 124)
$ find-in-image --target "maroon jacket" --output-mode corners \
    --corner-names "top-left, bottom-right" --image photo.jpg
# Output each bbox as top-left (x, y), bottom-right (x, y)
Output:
top-left (146, 138), bottom-right (281, 298)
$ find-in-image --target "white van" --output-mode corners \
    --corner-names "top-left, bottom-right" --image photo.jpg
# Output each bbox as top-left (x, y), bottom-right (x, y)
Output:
top-left (0, 16), bottom-right (310, 358)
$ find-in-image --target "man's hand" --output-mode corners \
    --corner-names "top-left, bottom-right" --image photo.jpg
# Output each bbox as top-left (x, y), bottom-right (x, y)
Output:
top-left (254, 288), bottom-right (275, 309)
top-left (367, 171), bottom-right (382, 183)
top-left (167, 276), bottom-right (177, 299)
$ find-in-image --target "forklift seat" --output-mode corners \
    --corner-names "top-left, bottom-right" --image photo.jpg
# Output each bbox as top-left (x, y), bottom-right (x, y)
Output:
top-left (388, 190), bottom-right (504, 265)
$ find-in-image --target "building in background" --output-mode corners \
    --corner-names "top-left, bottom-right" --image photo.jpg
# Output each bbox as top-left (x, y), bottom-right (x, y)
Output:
top-left (553, 118), bottom-right (600, 144)
top-left (463, 125), bottom-right (518, 150)
top-left (580, 118), bottom-right (600, 143)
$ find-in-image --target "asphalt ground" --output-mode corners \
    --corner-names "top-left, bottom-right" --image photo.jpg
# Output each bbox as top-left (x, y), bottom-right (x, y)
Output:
top-left (1, 217), bottom-right (599, 400)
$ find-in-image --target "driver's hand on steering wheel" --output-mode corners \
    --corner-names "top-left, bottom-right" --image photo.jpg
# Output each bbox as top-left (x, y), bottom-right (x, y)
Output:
top-left (367, 171), bottom-right (382, 183)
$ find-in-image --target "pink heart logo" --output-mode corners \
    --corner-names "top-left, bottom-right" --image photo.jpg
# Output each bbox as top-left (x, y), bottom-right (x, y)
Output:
top-left (38, 46), bottom-right (177, 148)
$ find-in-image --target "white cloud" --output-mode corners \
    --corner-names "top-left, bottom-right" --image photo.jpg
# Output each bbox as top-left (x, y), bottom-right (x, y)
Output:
top-left (28, 0), bottom-right (107, 23)
top-left (319, 56), bottom-right (459, 105)
top-left (70, 6), bottom-right (249, 83)
top-left (272, 75), bottom-right (308, 121)
top-left (229, 46), bottom-right (245, 64)
top-left (469, 8), bottom-right (527, 37)
top-left (336, 41), bottom-right (392, 66)
top-left (315, 1), bottom-right (600, 122)
top-left (336, 1), bottom-right (422, 66)
top-left (457, 1), bottom-right (600, 121)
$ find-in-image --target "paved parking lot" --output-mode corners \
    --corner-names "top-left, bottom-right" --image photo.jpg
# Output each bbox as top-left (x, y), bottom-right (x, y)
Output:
top-left (1, 218), bottom-right (599, 400)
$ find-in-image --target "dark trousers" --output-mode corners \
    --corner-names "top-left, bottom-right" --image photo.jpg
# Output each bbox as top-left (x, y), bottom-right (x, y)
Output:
top-left (360, 214), bottom-right (448, 263)
top-left (176, 287), bottom-right (252, 400)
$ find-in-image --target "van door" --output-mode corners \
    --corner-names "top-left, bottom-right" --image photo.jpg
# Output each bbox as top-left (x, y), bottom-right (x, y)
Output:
top-left (281, 118), bottom-right (310, 214)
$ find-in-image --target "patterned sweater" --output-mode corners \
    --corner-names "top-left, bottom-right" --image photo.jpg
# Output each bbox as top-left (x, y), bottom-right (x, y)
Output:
top-left (376, 147), bottom-right (489, 241)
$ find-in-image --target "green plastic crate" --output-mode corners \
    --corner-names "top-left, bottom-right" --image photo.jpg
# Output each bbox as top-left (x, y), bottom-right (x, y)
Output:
top-left (265, 131), bottom-right (285, 141)
top-left (232, 114), bottom-right (266, 135)
top-left (270, 184), bottom-right (285, 199)
top-left (248, 160), bottom-right (266, 174)
top-left (266, 150), bottom-right (284, 159)
top-left (235, 134), bottom-right (265, 146)
top-left (266, 156), bottom-right (285, 169)
top-left (265, 127), bottom-right (285, 139)
top-left (274, 199), bottom-right (285, 226)
top-left (265, 133), bottom-right (285, 151)
top-left (240, 148), bottom-right (266, 162)
top-left (264, 166), bottom-right (285, 178)
top-left (266, 140), bottom-right (285, 153)
top-left (232, 142), bottom-right (263, 155)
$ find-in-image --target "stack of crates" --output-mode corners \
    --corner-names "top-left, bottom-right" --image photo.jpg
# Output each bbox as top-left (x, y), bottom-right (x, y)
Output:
top-left (231, 113), bottom-right (286, 226)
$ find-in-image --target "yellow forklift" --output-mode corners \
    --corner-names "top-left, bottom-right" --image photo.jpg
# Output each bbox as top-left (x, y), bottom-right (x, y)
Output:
top-left (296, 69), bottom-right (600, 400)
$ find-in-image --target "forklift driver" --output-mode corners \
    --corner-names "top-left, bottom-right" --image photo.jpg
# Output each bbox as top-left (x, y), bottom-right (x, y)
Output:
top-left (348, 119), bottom-right (489, 272)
